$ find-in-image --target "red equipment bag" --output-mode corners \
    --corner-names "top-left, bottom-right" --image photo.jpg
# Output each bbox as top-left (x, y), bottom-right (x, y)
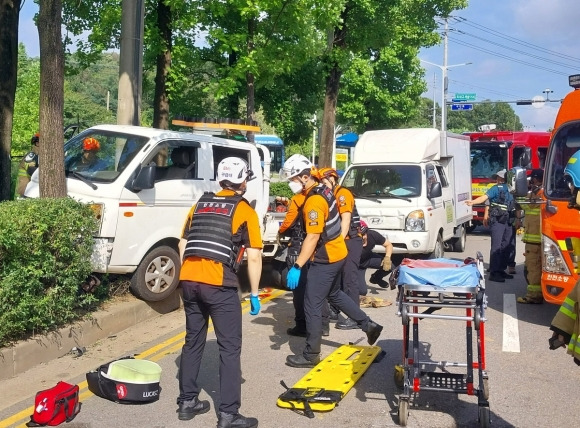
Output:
top-left (26, 381), bottom-right (81, 426)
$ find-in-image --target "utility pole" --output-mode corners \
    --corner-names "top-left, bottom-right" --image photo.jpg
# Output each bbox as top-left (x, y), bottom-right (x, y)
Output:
top-left (442, 17), bottom-right (449, 133)
top-left (117, 0), bottom-right (145, 126)
top-left (432, 73), bottom-right (437, 128)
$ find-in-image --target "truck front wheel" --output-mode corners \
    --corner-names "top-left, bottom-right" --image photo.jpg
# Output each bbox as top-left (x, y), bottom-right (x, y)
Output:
top-left (130, 245), bottom-right (181, 302)
top-left (428, 234), bottom-right (444, 259)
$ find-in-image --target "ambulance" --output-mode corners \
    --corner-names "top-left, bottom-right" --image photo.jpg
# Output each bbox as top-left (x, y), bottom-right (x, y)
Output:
top-left (540, 74), bottom-right (580, 304)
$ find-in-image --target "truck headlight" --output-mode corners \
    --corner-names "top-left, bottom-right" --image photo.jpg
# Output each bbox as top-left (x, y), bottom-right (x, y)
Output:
top-left (406, 210), bottom-right (425, 232)
top-left (542, 235), bottom-right (571, 275)
top-left (89, 203), bottom-right (104, 234)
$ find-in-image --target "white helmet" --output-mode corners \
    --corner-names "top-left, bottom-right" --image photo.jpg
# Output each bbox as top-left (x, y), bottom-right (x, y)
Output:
top-left (217, 157), bottom-right (253, 184)
top-left (281, 154), bottom-right (312, 181)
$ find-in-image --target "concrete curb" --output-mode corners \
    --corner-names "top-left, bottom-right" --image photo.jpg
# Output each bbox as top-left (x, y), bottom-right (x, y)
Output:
top-left (0, 291), bottom-right (182, 381)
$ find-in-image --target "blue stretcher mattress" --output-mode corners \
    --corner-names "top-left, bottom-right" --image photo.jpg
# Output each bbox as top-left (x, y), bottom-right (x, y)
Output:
top-left (397, 258), bottom-right (481, 287)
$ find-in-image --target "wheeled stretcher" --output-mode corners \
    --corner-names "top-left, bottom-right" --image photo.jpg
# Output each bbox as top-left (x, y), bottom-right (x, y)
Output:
top-left (394, 252), bottom-right (490, 427)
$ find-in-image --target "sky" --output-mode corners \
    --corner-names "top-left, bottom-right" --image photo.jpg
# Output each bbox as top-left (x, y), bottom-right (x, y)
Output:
top-left (18, 0), bottom-right (580, 132)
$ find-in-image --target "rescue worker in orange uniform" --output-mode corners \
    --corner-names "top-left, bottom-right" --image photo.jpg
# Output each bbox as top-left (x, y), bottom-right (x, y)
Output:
top-left (15, 133), bottom-right (40, 197)
top-left (317, 167), bottom-right (364, 330)
top-left (177, 157), bottom-right (262, 428)
top-left (281, 154), bottom-right (383, 368)
top-left (517, 169), bottom-right (544, 304)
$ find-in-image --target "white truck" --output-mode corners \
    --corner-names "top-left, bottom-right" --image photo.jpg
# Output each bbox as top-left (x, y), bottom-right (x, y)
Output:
top-left (25, 124), bottom-right (283, 301)
top-left (340, 128), bottom-right (472, 260)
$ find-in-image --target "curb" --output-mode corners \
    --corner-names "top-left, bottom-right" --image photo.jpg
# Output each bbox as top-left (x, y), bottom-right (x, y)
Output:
top-left (0, 291), bottom-right (182, 381)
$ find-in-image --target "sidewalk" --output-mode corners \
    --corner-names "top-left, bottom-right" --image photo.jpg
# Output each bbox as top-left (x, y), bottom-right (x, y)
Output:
top-left (0, 291), bottom-right (182, 381)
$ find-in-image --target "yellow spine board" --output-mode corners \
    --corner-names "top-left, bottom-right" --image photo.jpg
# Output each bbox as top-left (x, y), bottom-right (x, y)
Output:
top-left (277, 344), bottom-right (381, 412)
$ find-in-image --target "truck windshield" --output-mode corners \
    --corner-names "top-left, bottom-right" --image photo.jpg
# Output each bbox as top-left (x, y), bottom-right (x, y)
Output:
top-left (545, 122), bottom-right (580, 200)
top-left (341, 165), bottom-right (421, 197)
top-left (64, 131), bottom-right (149, 183)
top-left (470, 144), bottom-right (507, 178)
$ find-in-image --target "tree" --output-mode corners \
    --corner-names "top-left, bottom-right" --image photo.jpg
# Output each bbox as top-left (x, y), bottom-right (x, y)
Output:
top-left (38, 0), bottom-right (66, 197)
top-left (0, 0), bottom-right (22, 201)
top-left (447, 101), bottom-right (523, 133)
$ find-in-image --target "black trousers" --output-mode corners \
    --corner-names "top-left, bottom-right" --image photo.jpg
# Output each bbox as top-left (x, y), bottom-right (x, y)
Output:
top-left (358, 254), bottom-right (383, 295)
top-left (342, 237), bottom-right (363, 306)
top-left (303, 260), bottom-right (370, 359)
top-left (178, 281), bottom-right (242, 414)
top-left (291, 265), bottom-right (309, 329)
top-left (489, 218), bottom-right (513, 274)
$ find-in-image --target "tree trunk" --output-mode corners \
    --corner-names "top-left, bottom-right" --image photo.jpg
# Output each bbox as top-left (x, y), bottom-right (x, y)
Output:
top-left (246, 17), bottom-right (256, 143)
top-left (225, 52), bottom-right (239, 118)
top-left (38, 0), bottom-right (66, 198)
top-left (0, 0), bottom-right (21, 201)
top-left (153, 0), bottom-right (172, 129)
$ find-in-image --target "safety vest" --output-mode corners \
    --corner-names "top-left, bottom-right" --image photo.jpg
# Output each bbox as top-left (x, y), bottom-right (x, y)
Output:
top-left (285, 200), bottom-right (306, 266)
top-left (489, 184), bottom-right (514, 219)
top-left (183, 192), bottom-right (246, 269)
top-left (522, 188), bottom-right (543, 244)
top-left (306, 184), bottom-right (342, 247)
top-left (334, 185), bottom-right (361, 238)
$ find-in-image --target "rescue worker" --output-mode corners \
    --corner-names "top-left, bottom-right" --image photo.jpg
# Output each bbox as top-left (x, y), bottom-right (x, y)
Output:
top-left (72, 137), bottom-right (103, 172)
top-left (549, 152), bottom-right (580, 365)
top-left (359, 220), bottom-right (393, 293)
top-left (517, 169), bottom-right (544, 304)
top-left (277, 192), bottom-right (320, 337)
top-left (15, 133), bottom-right (40, 197)
top-left (281, 154), bottom-right (383, 368)
top-left (177, 157), bottom-right (262, 428)
top-left (317, 167), bottom-right (363, 330)
top-left (466, 169), bottom-right (515, 282)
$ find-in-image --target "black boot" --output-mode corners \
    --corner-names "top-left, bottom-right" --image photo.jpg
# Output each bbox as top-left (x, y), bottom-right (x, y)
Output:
top-left (370, 269), bottom-right (390, 288)
top-left (217, 412), bottom-right (258, 428)
top-left (365, 320), bottom-right (383, 345)
top-left (177, 397), bottom-right (210, 420)
top-left (287, 324), bottom-right (307, 337)
top-left (286, 354), bottom-right (320, 368)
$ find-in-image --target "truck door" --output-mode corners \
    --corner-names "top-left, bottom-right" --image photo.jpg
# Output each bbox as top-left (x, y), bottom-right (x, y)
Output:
top-left (112, 141), bottom-right (213, 267)
top-left (427, 163), bottom-right (454, 241)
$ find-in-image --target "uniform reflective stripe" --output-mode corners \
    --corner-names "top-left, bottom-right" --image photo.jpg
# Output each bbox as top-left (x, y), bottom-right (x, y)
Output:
top-left (523, 233), bottom-right (541, 243)
top-left (569, 334), bottom-right (580, 354)
top-left (524, 208), bottom-right (541, 215)
top-left (527, 284), bottom-right (542, 292)
top-left (559, 297), bottom-right (578, 320)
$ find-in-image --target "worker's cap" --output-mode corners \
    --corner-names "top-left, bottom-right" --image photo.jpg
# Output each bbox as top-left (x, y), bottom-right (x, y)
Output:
top-left (492, 169), bottom-right (507, 179)
top-left (529, 168), bottom-right (544, 181)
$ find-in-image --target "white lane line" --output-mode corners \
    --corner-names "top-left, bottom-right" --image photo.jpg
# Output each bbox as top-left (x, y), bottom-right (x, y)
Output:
top-left (503, 293), bottom-right (520, 352)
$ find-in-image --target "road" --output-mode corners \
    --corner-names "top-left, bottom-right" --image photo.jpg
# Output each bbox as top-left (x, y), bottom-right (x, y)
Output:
top-left (1, 229), bottom-right (579, 428)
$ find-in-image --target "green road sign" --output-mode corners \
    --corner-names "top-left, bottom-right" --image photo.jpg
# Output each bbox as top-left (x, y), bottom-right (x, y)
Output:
top-left (454, 93), bottom-right (476, 101)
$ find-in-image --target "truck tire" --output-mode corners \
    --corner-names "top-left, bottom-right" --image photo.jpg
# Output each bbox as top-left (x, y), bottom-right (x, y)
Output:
top-left (130, 245), bottom-right (181, 302)
top-left (450, 226), bottom-right (467, 252)
top-left (428, 234), bottom-right (444, 259)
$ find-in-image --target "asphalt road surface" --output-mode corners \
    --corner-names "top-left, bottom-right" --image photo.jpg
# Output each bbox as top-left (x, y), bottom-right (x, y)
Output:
top-left (1, 229), bottom-right (579, 428)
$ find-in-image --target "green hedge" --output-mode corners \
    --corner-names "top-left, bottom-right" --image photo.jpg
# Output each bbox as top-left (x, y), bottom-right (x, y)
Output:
top-left (269, 181), bottom-right (293, 199)
top-left (0, 198), bottom-right (100, 346)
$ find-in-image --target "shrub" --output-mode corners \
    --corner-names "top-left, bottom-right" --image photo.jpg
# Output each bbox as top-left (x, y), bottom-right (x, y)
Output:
top-left (0, 198), bottom-right (99, 346)
top-left (269, 181), bottom-right (293, 199)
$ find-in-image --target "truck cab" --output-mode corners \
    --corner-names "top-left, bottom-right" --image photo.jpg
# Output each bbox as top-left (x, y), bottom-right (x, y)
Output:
top-left (25, 124), bottom-right (280, 302)
top-left (468, 131), bottom-right (550, 230)
top-left (340, 128), bottom-right (472, 260)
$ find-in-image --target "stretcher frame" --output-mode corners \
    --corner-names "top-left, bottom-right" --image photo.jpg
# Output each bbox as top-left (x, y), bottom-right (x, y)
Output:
top-left (395, 252), bottom-right (490, 427)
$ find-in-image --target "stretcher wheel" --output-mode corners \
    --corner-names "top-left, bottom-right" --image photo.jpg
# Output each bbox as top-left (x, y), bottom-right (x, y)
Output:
top-left (398, 398), bottom-right (409, 426)
top-left (401, 305), bottom-right (409, 325)
top-left (474, 308), bottom-right (481, 330)
top-left (476, 290), bottom-right (484, 306)
top-left (394, 364), bottom-right (405, 389)
top-left (478, 406), bottom-right (490, 428)
top-left (481, 377), bottom-right (489, 401)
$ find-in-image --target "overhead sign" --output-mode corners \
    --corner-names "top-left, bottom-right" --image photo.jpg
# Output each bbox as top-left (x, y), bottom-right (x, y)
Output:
top-left (454, 93), bottom-right (476, 101)
top-left (451, 103), bottom-right (473, 111)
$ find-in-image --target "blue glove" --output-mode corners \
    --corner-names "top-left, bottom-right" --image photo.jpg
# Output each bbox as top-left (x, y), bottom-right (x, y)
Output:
top-left (249, 294), bottom-right (261, 316)
top-left (286, 267), bottom-right (301, 290)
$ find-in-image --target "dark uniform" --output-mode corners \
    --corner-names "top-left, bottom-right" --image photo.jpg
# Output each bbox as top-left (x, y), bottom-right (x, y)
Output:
top-left (486, 183), bottom-right (515, 281)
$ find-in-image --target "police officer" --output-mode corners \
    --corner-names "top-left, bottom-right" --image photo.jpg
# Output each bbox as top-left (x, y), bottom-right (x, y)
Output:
top-left (517, 168), bottom-right (544, 304)
top-left (282, 154), bottom-right (383, 368)
top-left (317, 167), bottom-right (364, 329)
top-left (177, 157), bottom-right (262, 428)
top-left (466, 169), bottom-right (515, 282)
top-left (15, 133), bottom-right (39, 197)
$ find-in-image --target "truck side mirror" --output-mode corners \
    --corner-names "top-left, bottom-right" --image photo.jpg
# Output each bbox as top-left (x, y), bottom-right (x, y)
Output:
top-left (509, 166), bottom-right (528, 197)
top-left (128, 164), bottom-right (156, 192)
top-left (429, 182), bottom-right (442, 198)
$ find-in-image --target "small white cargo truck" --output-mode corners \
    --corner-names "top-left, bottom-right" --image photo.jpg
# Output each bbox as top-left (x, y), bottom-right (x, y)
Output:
top-left (25, 125), bottom-right (283, 301)
top-left (340, 128), bottom-right (472, 259)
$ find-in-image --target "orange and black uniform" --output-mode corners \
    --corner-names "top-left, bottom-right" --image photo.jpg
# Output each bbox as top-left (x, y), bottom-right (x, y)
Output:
top-left (177, 189), bottom-right (262, 415)
top-left (278, 194), bottom-right (309, 331)
top-left (334, 185), bottom-right (363, 305)
top-left (301, 183), bottom-right (373, 360)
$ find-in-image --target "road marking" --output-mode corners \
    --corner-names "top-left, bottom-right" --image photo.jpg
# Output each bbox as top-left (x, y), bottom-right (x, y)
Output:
top-left (502, 293), bottom-right (520, 353)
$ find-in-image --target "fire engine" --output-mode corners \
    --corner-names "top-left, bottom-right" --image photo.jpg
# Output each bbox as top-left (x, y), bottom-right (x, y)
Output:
top-left (540, 74), bottom-right (580, 304)
top-left (467, 129), bottom-right (550, 231)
